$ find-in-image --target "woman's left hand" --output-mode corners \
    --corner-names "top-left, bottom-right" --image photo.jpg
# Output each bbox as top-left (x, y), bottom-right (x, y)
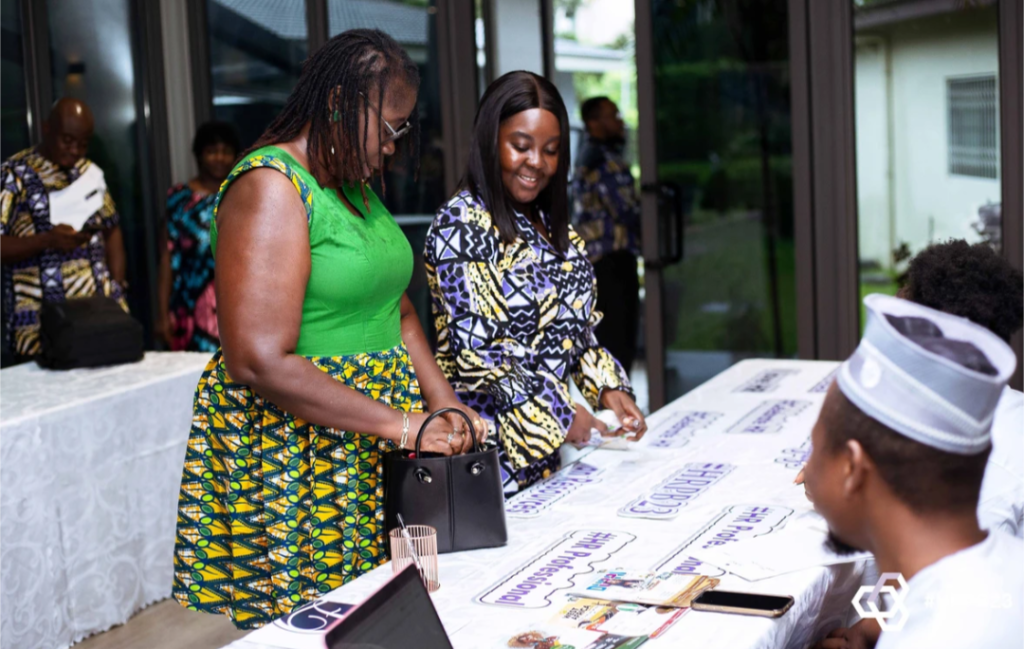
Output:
top-left (430, 399), bottom-right (488, 454)
top-left (599, 389), bottom-right (648, 441)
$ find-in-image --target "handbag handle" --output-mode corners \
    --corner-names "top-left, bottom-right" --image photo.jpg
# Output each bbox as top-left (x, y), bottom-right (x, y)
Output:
top-left (414, 408), bottom-right (481, 456)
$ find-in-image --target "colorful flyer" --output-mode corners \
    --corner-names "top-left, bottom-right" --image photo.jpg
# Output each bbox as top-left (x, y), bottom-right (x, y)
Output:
top-left (571, 571), bottom-right (718, 608)
top-left (549, 597), bottom-right (686, 639)
top-left (506, 627), bottom-right (647, 649)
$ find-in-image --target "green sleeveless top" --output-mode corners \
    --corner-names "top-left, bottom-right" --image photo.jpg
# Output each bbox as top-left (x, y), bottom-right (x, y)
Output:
top-left (211, 146), bottom-right (412, 357)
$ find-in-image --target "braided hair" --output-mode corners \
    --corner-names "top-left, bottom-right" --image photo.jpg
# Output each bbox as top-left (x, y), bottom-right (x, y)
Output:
top-left (249, 29), bottom-right (420, 195)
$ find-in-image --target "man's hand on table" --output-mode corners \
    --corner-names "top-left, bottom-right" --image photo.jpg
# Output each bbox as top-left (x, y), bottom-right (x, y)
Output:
top-left (794, 465), bottom-right (811, 502)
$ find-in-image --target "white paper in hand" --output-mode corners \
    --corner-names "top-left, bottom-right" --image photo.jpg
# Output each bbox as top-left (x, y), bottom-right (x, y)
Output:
top-left (689, 513), bottom-right (871, 581)
top-left (48, 163), bottom-right (106, 231)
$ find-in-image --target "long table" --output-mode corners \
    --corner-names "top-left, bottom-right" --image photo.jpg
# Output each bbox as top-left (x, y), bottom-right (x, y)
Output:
top-left (0, 352), bottom-right (212, 649)
top-left (224, 359), bottom-right (866, 649)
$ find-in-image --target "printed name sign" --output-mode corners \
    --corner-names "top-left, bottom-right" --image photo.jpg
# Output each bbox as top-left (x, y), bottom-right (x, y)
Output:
top-left (727, 399), bottom-right (811, 434)
top-left (809, 368), bottom-right (839, 394)
top-left (506, 462), bottom-right (604, 518)
top-left (477, 530), bottom-right (636, 608)
top-left (648, 411), bottom-right (723, 449)
top-left (775, 436), bottom-right (812, 470)
top-left (654, 504), bottom-right (794, 578)
top-left (733, 368), bottom-right (800, 393)
top-left (619, 463), bottom-right (734, 520)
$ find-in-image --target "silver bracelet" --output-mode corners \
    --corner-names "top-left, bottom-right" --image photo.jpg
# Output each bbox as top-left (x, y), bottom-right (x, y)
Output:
top-left (399, 412), bottom-right (410, 449)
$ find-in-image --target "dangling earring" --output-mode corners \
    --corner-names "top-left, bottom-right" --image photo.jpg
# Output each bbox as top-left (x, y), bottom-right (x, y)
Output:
top-left (331, 145), bottom-right (335, 156)
top-left (332, 109), bottom-right (341, 123)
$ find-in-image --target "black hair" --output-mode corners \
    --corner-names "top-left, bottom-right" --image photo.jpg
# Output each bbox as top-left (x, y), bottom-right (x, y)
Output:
top-left (822, 387), bottom-right (990, 515)
top-left (192, 121), bottom-right (240, 161)
top-left (248, 29), bottom-right (420, 193)
top-left (902, 239), bottom-right (1023, 343)
top-left (460, 71), bottom-right (571, 253)
top-left (580, 96), bottom-right (612, 123)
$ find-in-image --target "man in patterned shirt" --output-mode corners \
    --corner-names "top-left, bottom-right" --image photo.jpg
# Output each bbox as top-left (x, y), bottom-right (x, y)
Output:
top-left (571, 96), bottom-right (641, 372)
top-left (1, 97), bottom-right (127, 363)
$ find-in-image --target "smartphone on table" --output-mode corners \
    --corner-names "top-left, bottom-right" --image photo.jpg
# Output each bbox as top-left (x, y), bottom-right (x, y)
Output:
top-left (691, 590), bottom-right (794, 618)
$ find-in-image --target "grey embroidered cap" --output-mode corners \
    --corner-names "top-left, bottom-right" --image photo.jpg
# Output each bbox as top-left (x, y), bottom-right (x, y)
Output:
top-left (837, 294), bottom-right (1016, 454)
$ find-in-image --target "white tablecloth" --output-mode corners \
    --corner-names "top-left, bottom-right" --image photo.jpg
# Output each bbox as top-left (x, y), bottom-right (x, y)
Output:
top-left (0, 352), bottom-right (211, 649)
top-left (225, 359), bottom-right (865, 649)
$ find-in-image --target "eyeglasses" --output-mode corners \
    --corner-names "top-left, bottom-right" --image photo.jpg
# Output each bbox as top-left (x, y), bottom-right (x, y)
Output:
top-left (359, 92), bottom-right (412, 144)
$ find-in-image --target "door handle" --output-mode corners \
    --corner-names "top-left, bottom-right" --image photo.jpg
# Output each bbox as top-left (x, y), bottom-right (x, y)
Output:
top-left (641, 181), bottom-right (685, 269)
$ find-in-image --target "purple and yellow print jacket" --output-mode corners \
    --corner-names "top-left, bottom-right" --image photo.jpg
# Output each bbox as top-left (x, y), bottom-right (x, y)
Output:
top-left (424, 190), bottom-right (633, 471)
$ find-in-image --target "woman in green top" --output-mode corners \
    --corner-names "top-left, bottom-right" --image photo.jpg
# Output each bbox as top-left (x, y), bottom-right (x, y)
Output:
top-left (172, 30), bottom-right (484, 629)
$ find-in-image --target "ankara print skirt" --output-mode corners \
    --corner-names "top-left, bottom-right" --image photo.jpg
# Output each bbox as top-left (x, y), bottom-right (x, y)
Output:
top-left (172, 345), bottom-right (421, 629)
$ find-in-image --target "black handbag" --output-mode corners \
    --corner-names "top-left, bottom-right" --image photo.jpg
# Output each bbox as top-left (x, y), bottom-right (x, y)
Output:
top-left (384, 408), bottom-right (508, 554)
top-left (38, 296), bottom-right (144, 369)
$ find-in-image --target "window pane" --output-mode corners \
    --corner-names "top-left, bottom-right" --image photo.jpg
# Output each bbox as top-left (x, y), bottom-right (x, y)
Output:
top-left (853, 1), bottom-right (1002, 327)
top-left (650, 0), bottom-right (798, 397)
top-left (48, 0), bottom-right (148, 319)
top-left (1, 0), bottom-right (29, 159)
top-left (208, 0), bottom-right (308, 148)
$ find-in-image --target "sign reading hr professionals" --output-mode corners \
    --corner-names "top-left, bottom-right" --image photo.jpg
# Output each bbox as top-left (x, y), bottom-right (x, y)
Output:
top-left (727, 400), bottom-right (811, 434)
top-left (654, 505), bottom-right (794, 578)
top-left (506, 462), bottom-right (604, 518)
top-left (477, 531), bottom-right (636, 608)
top-left (648, 411), bottom-right (723, 449)
top-left (733, 369), bottom-right (801, 393)
top-left (619, 463), bottom-right (734, 520)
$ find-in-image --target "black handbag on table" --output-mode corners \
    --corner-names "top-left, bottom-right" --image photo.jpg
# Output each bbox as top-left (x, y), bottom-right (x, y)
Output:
top-left (38, 296), bottom-right (144, 369)
top-left (384, 408), bottom-right (508, 554)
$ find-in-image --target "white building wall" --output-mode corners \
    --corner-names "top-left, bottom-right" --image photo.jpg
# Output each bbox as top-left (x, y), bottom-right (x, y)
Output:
top-left (854, 36), bottom-right (892, 267)
top-left (855, 10), bottom-right (1000, 268)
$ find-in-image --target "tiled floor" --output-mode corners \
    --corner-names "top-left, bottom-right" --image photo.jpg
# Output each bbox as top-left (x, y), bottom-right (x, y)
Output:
top-left (74, 600), bottom-right (248, 649)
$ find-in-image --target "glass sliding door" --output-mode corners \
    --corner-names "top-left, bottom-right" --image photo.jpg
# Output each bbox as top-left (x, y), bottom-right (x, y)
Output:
top-left (1, 0), bottom-right (29, 159)
top-left (637, 0), bottom-right (798, 404)
top-left (206, 0), bottom-right (308, 148)
top-left (852, 1), bottom-right (1002, 328)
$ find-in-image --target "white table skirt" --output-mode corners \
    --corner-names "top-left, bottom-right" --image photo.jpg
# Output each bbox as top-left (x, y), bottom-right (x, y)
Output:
top-left (1, 352), bottom-right (212, 649)
top-left (226, 359), bottom-right (865, 649)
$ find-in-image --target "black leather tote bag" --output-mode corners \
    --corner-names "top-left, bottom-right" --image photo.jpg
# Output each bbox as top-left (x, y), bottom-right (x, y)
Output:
top-left (384, 408), bottom-right (507, 554)
top-left (38, 296), bottom-right (143, 369)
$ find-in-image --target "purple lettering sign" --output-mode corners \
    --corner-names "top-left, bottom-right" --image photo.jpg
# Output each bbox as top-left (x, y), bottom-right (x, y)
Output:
top-left (733, 368), bottom-right (800, 393)
top-left (648, 411), bottom-right (723, 449)
top-left (809, 368), bottom-right (839, 394)
top-left (476, 530), bottom-right (636, 608)
top-left (726, 399), bottom-right (811, 434)
top-left (774, 436), bottom-right (812, 469)
top-left (506, 462), bottom-right (604, 518)
top-left (618, 462), bottom-right (734, 520)
top-left (653, 504), bottom-right (794, 578)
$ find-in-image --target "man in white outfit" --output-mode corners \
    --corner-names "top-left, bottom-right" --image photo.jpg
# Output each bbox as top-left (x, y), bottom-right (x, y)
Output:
top-left (899, 240), bottom-right (1023, 538)
top-left (803, 294), bottom-right (1023, 649)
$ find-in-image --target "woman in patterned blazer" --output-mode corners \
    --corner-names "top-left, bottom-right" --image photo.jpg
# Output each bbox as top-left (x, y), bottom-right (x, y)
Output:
top-left (424, 71), bottom-right (648, 495)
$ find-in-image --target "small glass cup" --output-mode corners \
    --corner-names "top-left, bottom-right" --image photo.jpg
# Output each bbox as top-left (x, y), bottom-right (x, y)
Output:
top-left (389, 524), bottom-right (440, 592)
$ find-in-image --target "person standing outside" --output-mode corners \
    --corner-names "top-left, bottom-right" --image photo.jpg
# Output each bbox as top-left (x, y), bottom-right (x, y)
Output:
top-left (0, 97), bottom-right (128, 363)
top-left (571, 96), bottom-right (641, 373)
